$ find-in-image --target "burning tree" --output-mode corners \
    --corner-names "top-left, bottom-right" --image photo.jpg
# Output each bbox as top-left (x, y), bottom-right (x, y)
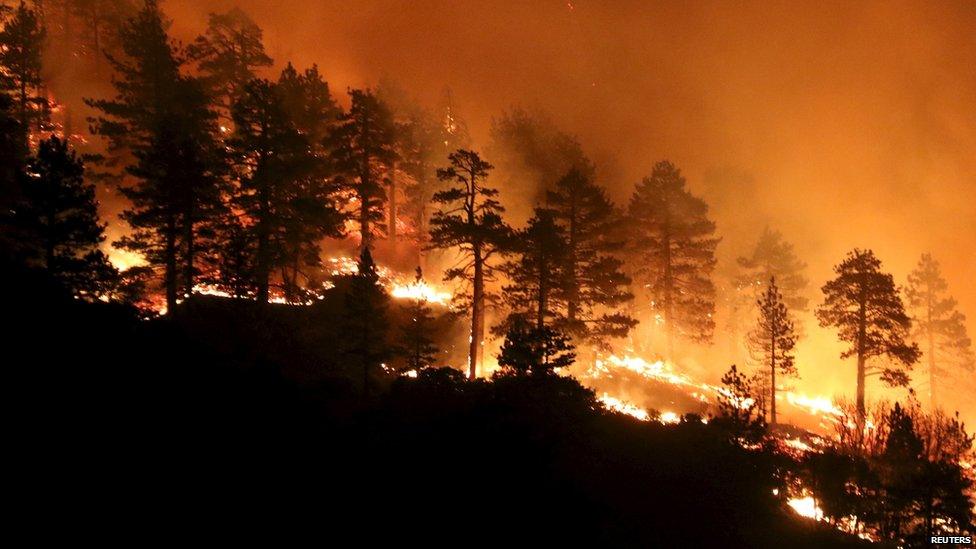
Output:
top-left (429, 149), bottom-right (511, 379)
top-left (816, 249), bottom-right (919, 421)
top-left (228, 76), bottom-right (343, 303)
top-left (87, 1), bottom-right (225, 312)
top-left (397, 267), bottom-right (440, 373)
top-left (497, 316), bottom-right (576, 377)
top-left (905, 253), bottom-right (975, 410)
top-left (10, 135), bottom-right (117, 298)
top-left (0, 1), bottom-right (48, 147)
top-left (325, 88), bottom-right (397, 254)
top-left (747, 277), bottom-right (797, 424)
top-left (626, 160), bottom-right (719, 360)
top-left (546, 167), bottom-right (635, 348)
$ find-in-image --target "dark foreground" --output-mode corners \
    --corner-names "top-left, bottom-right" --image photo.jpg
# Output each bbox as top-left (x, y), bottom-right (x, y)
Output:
top-left (7, 266), bottom-right (866, 547)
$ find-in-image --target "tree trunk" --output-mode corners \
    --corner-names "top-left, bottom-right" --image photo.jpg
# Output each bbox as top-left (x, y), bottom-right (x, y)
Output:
top-left (388, 162), bottom-right (397, 243)
top-left (770, 325), bottom-right (777, 425)
top-left (165, 214), bottom-right (178, 313)
top-left (567, 196), bottom-right (579, 325)
top-left (856, 294), bottom-right (867, 422)
top-left (470, 245), bottom-right (484, 379)
top-left (256, 187), bottom-right (271, 304)
top-left (183, 202), bottom-right (194, 300)
top-left (663, 229), bottom-right (675, 362)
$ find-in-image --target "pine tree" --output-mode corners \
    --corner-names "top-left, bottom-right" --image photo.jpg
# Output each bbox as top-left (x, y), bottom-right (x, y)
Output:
top-left (0, 1), bottom-right (48, 147)
top-left (626, 160), bottom-right (719, 359)
top-left (499, 208), bottom-right (568, 332)
top-left (277, 63), bottom-right (340, 145)
top-left (716, 364), bottom-right (766, 442)
top-left (10, 135), bottom-right (117, 297)
top-left (87, 1), bottom-right (225, 312)
top-left (905, 253), bottom-right (974, 410)
top-left (428, 149), bottom-right (511, 379)
top-left (324, 88), bottom-right (397, 254)
top-left (228, 76), bottom-right (342, 303)
top-left (547, 167), bottom-right (635, 347)
top-left (487, 107), bottom-right (590, 204)
top-left (397, 267), bottom-right (440, 373)
top-left (338, 247), bottom-right (389, 397)
top-left (62, 0), bottom-right (136, 76)
top-left (186, 7), bottom-right (272, 117)
top-left (497, 316), bottom-right (576, 377)
top-left (737, 227), bottom-right (809, 311)
top-left (747, 277), bottom-right (797, 424)
top-left (817, 249), bottom-right (920, 421)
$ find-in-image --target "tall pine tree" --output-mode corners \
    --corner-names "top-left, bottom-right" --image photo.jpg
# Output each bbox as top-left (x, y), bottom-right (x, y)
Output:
top-left (905, 253), bottom-right (974, 410)
top-left (627, 160), bottom-right (719, 360)
top-left (324, 88), bottom-right (397, 254)
top-left (817, 249), bottom-right (919, 420)
top-left (11, 135), bottom-right (117, 298)
top-left (429, 149), bottom-right (511, 379)
top-left (0, 1), bottom-right (48, 147)
top-left (547, 167), bottom-right (635, 347)
top-left (498, 208), bottom-right (568, 333)
top-left (228, 76), bottom-right (342, 303)
top-left (747, 277), bottom-right (797, 424)
top-left (87, 1), bottom-right (225, 312)
top-left (186, 7), bottom-right (272, 119)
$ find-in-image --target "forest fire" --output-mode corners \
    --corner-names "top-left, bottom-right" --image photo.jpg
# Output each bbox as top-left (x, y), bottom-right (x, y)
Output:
top-left (4, 0), bottom-right (974, 544)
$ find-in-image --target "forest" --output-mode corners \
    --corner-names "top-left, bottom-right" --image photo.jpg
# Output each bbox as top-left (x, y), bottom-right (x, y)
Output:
top-left (2, 1), bottom-right (974, 545)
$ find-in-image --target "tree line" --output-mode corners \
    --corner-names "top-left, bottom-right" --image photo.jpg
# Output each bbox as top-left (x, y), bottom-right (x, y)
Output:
top-left (0, 1), bottom-right (972, 420)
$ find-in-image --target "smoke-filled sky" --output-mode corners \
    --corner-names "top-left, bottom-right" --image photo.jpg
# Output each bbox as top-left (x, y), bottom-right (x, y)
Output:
top-left (160, 0), bottom-right (976, 407)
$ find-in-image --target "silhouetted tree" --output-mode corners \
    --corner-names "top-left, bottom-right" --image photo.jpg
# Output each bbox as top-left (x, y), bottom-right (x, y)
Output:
top-left (228, 76), bottom-right (342, 303)
top-left (497, 316), bottom-right (576, 376)
top-left (277, 62), bottom-right (340, 144)
top-left (715, 364), bottom-right (765, 443)
top-left (0, 92), bottom-right (25, 213)
top-left (747, 277), bottom-right (797, 424)
top-left (737, 227), bottom-right (809, 311)
top-left (11, 135), bottom-right (117, 297)
top-left (87, 1), bottom-right (225, 312)
top-left (499, 208), bottom-right (568, 332)
top-left (186, 7), bottom-right (272, 117)
top-left (377, 80), bottom-right (449, 262)
top-left (338, 247), bottom-right (389, 397)
top-left (60, 0), bottom-right (136, 77)
top-left (547, 168), bottom-right (635, 348)
top-left (906, 253), bottom-right (974, 410)
top-left (397, 267), bottom-right (440, 373)
top-left (325, 88), bottom-right (397, 253)
top-left (429, 149), bottom-right (511, 378)
top-left (627, 160), bottom-right (719, 359)
top-left (817, 249), bottom-right (919, 421)
top-left (0, 1), bottom-right (48, 146)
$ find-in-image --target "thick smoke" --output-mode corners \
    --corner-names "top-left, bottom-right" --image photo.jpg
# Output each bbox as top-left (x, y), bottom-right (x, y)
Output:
top-left (64, 0), bottom-right (976, 416)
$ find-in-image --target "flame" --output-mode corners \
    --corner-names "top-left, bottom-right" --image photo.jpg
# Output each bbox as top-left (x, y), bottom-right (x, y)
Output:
top-left (787, 495), bottom-right (824, 521)
top-left (783, 392), bottom-right (843, 418)
top-left (600, 393), bottom-right (651, 421)
top-left (390, 279), bottom-right (452, 305)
